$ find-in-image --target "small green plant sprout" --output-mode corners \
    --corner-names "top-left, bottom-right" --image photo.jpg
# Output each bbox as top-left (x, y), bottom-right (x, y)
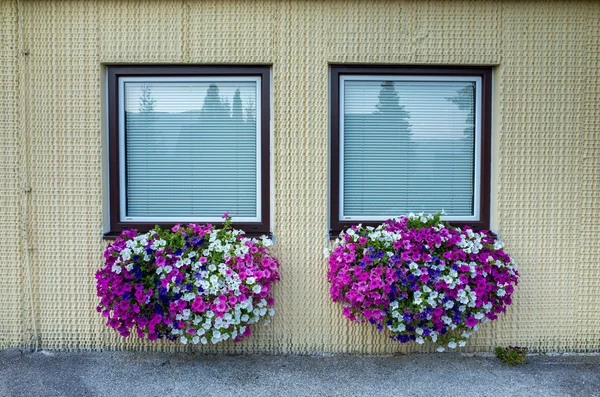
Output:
top-left (495, 346), bottom-right (528, 365)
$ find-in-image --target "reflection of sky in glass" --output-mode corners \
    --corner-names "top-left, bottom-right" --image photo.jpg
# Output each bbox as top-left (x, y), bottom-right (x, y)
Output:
top-left (344, 80), bottom-right (474, 139)
top-left (124, 81), bottom-right (257, 113)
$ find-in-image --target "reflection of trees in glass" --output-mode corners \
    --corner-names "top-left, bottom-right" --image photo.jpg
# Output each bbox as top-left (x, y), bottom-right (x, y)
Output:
top-left (444, 85), bottom-right (475, 153)
top-left (196, 84), bottom-right (255, 215)
top-left (373, 81), bottom-right (411, 137)
top-left (244, 99), bottom-right (256, 125)
top-left (343, 81), bottom-right (413, 215)
top-left (446, 84), bottom-right (475, 137)
top-left (232, 88), bottom-right (243, 121)
top-left (138, 84), bottom-right (156, 113)
top-left (441, 84), bottom-right (476, 214)
top-left (372, 81), bottom-right (412, 212)
top-left (201, 83), bottom-right (231, 117)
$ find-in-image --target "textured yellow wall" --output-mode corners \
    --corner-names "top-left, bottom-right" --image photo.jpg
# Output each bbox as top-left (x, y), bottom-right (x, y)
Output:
top-left (0, 0), bottom-right (24, 349)
top-left (1, 0), bottom-right (598, 353)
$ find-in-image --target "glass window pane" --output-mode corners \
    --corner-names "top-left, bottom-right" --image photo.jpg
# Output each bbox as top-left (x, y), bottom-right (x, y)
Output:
top-left (342, 79), bottom-right (476, 218)
top-left (122, 80), bottom-right (258, 220)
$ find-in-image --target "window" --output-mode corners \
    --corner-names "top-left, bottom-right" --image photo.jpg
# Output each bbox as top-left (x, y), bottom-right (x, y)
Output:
top-left (330, 66), bottom-right (492, 236)
top-left (106, 66), bottom-right (270, 236)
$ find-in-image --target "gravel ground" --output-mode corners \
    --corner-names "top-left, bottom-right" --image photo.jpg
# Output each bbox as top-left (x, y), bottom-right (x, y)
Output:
top-left (1, 350), bottom-right (599, 397)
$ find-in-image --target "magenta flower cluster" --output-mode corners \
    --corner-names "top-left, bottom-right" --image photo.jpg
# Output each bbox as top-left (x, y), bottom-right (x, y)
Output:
top-left (96, 216), bottom-right (280, 345)
top-left (327, 213), bottom-right (519, 350)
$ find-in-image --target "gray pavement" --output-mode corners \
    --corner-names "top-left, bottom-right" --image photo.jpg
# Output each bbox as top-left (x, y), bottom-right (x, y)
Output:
top-left (1, 350), bottom-right (599, 397)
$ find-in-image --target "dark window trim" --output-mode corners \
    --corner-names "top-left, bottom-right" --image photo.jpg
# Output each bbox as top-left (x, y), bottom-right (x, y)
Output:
top-left (329, 65), bottom-right (493, 238)
top-left (106, 65), bottom-right (271, 238)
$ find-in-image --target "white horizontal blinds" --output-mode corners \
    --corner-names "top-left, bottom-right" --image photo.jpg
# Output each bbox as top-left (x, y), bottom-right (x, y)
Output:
top-left (123, 80), bottom-right (258, 220)
top-left (342, 78), bottom-right (476, 219)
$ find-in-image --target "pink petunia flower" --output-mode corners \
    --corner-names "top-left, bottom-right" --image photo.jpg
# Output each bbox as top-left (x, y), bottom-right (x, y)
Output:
top-left (466, 316), bottom-right (477, 327)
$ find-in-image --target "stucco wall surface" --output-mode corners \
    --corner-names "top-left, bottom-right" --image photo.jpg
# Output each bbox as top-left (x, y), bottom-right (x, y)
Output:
top-left (0, 0), bottom-right (598, 353)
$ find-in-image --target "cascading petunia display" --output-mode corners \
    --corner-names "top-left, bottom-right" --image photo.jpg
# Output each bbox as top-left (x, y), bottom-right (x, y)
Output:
top-left (96, 214), bottom-right (280, 345)
top-left (326, 212), bottom-right (519, 351)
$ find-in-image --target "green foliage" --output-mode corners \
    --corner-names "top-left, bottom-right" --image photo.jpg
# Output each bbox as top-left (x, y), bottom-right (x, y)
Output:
top-left (405, 212), bottom-right (444, 229)
top-left (495, 346), bottom-right (528, 365)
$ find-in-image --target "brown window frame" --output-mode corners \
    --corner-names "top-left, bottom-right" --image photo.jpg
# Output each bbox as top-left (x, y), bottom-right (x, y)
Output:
top-left (329, 65), bottom-right (493, 238)
top-left (105, 65), bottom-right (271, 238)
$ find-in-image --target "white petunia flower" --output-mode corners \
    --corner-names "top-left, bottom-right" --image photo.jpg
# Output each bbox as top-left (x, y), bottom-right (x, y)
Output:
top-left (261, 236), bottom-right (273, 247)
top-left (120, 249), bottom-right (132, 261)
top-left (183, 293), bottom-right (195, 301)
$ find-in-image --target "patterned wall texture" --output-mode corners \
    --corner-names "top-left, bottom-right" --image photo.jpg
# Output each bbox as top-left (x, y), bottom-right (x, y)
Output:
top-left (0, 0), bottom-right (598, 353)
